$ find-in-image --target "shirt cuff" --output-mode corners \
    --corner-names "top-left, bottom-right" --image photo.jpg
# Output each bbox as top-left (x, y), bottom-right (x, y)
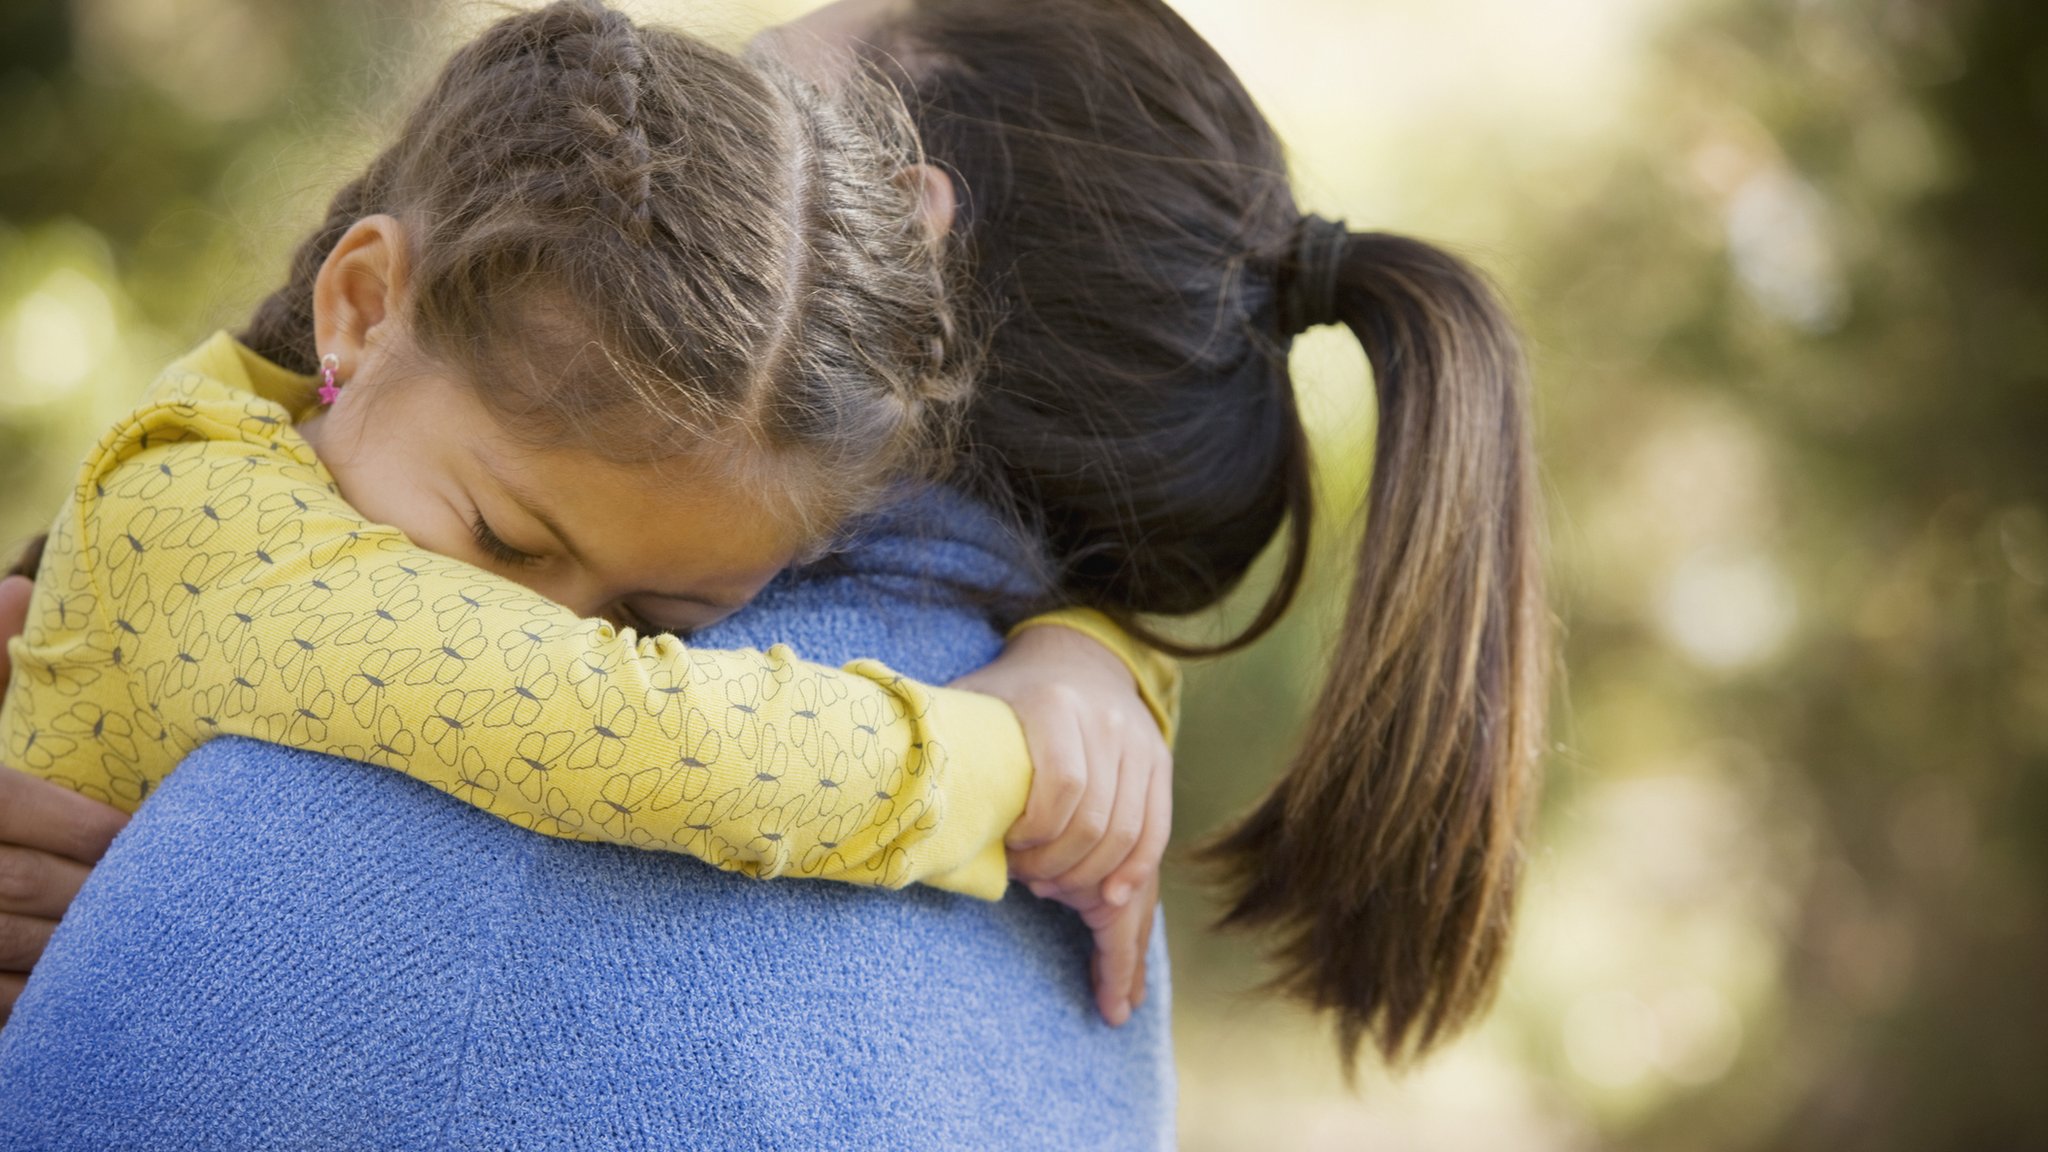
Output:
top-left (1007, 607), bottom-right (1182, 746)
top-left (910, 684), bottom-right (1033, 901)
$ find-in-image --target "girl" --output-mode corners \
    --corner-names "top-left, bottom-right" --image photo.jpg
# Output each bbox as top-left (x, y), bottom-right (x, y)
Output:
top-left (0, 0), bottom-right (1173, 994)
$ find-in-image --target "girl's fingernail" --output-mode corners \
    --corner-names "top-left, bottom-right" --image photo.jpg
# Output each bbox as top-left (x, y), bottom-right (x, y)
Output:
top-left (1104, 881), bottom-right (1128, 906)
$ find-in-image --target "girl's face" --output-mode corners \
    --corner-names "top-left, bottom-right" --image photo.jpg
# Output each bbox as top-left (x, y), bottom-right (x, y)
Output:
top-left (302, 375), bottom-right (802, 636)
top-left (301, 217), bottom-right (806, 635)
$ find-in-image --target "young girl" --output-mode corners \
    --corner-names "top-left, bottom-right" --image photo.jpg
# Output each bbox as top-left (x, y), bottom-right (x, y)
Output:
top-left (0, 0), bottom-right (1174, 990)
top-left (794, 0), bottom-right (1554, 1070)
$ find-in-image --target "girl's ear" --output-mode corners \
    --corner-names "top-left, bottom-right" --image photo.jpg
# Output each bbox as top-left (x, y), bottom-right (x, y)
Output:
top-left (906, 163), bottom-right (957, 238)
top-left (311, 214), bottom-right (412, 379)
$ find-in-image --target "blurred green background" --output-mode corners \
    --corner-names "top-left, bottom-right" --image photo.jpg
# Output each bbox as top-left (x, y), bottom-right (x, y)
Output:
top-left (4, 0), bottom-right (2045, 1147)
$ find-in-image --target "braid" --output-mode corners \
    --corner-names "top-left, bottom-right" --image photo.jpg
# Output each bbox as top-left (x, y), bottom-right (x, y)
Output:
top-left (762, 64), bottom-right (971, 431)
top-left (238, 1), bottom-right (663, 374)
top-left (553, 6), bottom-right (654, 236)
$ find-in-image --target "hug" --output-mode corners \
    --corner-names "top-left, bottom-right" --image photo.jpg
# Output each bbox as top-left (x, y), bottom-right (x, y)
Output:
top-left (0, 0), bottom-right (1547, 1146)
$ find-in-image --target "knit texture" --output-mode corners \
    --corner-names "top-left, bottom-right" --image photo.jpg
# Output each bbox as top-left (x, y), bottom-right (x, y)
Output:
top-left (0, 486), bottom-right (1177, 1150)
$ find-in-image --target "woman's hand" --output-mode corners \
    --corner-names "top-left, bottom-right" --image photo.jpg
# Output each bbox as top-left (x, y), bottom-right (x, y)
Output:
top-left (951, 623), bottom-right (1173, 1026)
top-left (0, 573), bottom-right (130, 1023)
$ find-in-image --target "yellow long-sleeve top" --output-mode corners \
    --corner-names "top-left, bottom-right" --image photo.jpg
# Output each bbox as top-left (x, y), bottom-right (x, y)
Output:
top-left (0, 333), bottom-right (1179, 900)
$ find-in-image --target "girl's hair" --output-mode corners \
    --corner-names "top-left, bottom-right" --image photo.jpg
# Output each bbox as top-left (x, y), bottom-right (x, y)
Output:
top-left (873, 0), bottom-right (1551, 1069)
top-left (244, 0), bottom-right (968, 534)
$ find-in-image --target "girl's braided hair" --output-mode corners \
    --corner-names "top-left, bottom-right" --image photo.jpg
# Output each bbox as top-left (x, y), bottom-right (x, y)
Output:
top-left (244, 0), bottom-right (969, 534)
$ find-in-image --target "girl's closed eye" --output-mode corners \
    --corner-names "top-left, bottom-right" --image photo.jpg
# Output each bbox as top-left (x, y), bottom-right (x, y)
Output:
top-left (469, 509), bottom-right (542, 568)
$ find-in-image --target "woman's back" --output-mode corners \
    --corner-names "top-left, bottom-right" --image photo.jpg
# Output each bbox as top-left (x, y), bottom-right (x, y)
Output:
top-left (0, 491), bottom-right (1175, 1151)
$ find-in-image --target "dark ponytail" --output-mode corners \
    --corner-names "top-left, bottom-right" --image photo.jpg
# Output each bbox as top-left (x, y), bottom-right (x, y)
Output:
top-left (875, 0), bottom-right (1551, 1070)
top-left (1199, 228), bottom-right (1548, 1069)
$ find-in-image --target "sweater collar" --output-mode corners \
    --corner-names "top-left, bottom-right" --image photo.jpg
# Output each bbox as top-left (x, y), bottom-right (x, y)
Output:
top-left (176, 331), bottom-right (323, 423)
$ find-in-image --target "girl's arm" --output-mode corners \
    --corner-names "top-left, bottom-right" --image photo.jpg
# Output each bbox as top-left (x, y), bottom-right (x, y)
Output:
top-left (71, 433), bottom-right (1030, 898)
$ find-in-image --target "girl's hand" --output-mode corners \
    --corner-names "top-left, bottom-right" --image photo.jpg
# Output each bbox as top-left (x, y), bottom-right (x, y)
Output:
top-left (951, 622), bottom-right (1173, 1025)
top-left (0, 573), bottom-right (131, 1023)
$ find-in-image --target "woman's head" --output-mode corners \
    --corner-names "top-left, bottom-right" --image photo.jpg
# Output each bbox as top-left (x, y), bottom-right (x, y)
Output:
top-left (791, 0), bottom-right (1552, 1071)
top-left (795, 0), bottom-right (1303, 628)
top-left (252, 0), bottom-right (966, 629)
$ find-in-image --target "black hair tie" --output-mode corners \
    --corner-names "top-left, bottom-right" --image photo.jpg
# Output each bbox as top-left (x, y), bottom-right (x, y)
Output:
top-left (1279, 214), bottom-right (1351, 337)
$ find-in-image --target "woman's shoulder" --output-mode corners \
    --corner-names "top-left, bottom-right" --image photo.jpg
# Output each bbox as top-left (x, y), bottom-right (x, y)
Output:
top-left (692, 485), bottom-right (1046, 680)
top-left (834, 485), bottom-right (1041, 602)
top-left (0, 734), bottom-right (1178, 1151)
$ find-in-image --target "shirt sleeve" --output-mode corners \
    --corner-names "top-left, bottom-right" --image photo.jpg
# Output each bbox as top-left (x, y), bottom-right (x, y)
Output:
top-left (77, 429), bottom-right (1031, 900)
top-left (1008, 607), bottom-right (1182, 747)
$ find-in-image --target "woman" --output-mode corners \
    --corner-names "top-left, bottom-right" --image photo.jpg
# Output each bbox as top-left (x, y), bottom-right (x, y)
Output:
top-left (0, 0), bottom-right (1545, 1144)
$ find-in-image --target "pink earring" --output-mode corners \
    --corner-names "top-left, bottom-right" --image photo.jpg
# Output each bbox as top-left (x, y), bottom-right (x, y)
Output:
top-left (318, 353), bottom-right (342, 405)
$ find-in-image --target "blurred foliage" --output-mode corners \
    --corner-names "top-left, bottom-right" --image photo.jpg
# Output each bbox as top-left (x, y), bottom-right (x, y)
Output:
top-left (2, 0), bottom-right (2045, 1149)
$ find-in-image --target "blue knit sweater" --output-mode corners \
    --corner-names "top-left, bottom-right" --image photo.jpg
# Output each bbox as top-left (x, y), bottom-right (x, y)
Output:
top-left (0, 490), bottom-right (1177, 1150)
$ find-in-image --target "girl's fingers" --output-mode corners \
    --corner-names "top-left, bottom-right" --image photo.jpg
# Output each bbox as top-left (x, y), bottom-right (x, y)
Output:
top-left (1091, 900), bottom-right (1146, 1027)
top-left (1101, 748), bottom-right (1173, 905)
top-left (1044, 737), bottom-right (1151, 901)
top-left (1010, 778), bottom-right (1113, 884)
top-left (1005, 702), bottom-right (1089, 853)
top-left (1010, 722), bottom-right (1122, 883)
top-left (1129, 880), bottom-right (1159, 1010)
